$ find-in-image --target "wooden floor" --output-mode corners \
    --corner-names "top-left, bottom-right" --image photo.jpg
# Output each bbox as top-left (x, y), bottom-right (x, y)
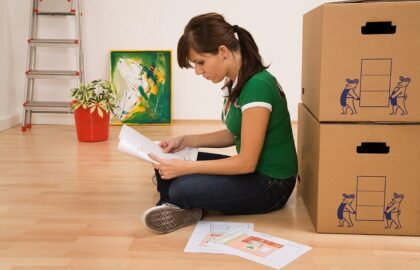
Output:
top-left (0, 122), bottom-right (419, 270)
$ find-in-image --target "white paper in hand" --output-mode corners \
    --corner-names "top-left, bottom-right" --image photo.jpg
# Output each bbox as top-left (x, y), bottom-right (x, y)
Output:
top-left (117, 125), bottom-right (199, 164)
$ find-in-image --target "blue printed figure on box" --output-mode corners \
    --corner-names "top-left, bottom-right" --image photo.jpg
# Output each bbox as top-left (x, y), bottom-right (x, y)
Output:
top-left (340, 79), bottom-right (360, 115)
top-left (337, 193), bottom-right (356, 227)
top-left (390, 76), bottom-right (411, 116)
top-left (384, 193), bottom-right (404, 229)
top-left (337, 193), bottom-right (357, 227)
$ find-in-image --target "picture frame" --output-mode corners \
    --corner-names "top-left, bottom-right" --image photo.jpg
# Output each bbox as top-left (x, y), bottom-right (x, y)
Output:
top-left (110, 50), bottom-right (172, 125)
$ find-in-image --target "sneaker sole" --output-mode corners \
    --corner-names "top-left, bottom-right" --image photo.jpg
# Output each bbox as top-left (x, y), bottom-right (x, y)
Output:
top-left (142, 207), bottom-right (202, 234)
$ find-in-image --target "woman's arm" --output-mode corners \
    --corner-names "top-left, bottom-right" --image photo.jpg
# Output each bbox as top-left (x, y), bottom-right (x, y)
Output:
top-left (159, 129), bottom-right (235, 153)
top-left (189, 107), bottom-right (269, 175)
top-left (184, 129), bottom-right (235, 148)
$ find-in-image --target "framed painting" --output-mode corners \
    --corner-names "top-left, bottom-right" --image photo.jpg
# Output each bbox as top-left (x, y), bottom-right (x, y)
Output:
top-left (110, 50), bottom-right (171, 125)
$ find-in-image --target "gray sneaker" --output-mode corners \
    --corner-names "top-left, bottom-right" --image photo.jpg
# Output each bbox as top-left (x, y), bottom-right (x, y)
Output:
top-left (141, 203), bottom-right (202, 234)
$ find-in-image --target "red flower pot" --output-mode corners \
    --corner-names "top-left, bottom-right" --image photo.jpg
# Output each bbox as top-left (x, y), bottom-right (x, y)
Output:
top-left (74, 106), bottom-right (110, 142)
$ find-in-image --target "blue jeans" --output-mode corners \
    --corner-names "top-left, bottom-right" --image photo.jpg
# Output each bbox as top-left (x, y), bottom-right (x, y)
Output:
top-left (155, 152), bottom-right (296, 215)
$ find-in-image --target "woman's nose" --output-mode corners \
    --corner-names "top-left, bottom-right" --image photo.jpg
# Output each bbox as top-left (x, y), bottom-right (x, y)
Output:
top-left (195, 65), bottom-right (203, 75)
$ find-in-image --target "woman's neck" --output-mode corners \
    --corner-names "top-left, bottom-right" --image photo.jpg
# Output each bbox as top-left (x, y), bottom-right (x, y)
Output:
top-left (227, 51), bottom-right (242, 82)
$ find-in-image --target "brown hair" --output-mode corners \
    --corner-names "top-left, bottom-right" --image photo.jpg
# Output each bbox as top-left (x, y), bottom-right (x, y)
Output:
top-left (177, 12), bottom-right (268, 102)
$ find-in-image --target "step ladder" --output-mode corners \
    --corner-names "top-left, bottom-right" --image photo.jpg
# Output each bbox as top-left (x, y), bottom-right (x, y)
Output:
top-left (22, 0), bottom-right (84, 131)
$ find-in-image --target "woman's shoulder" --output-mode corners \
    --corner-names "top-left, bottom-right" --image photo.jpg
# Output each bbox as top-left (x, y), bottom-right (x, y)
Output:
top-left (250, 69), bottom-right (273, 80)
top-left (238, 70), bottom-right (280, 105)
top-left (243, 69), bottom-right (277, 92)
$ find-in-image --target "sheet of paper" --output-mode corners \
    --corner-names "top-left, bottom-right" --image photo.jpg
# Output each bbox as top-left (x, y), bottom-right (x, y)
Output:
top-left (184, 221), bottom-right (254, 254)
top-left (117, 125), bottom-right (199, 164)
top-left (207, 228), bottom-right (311, 269)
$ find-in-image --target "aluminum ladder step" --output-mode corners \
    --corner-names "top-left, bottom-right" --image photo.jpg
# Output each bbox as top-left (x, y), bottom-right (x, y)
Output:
top-left (26, 70), bottom-right (80, 79)
top-left (33, 9), bottom-right (76, 16)
top-left (23, 101), bottom-right (72, 113)
top-left (28, 38), bottom-right (79, 47)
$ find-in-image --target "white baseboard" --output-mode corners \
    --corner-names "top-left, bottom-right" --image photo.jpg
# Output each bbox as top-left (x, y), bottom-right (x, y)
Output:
top-left (0, 114), bottom-right (75, 131)
top-left (0, 114), bottom-right (20, 131)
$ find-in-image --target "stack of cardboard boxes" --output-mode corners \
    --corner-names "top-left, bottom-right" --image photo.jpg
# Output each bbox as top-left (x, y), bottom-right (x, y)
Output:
top-left (298, 0), bottom-right (420, 235)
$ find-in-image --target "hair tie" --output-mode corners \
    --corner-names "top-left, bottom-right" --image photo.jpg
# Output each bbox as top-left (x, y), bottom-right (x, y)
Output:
top-left (232, 25), bottom-right (240, 33)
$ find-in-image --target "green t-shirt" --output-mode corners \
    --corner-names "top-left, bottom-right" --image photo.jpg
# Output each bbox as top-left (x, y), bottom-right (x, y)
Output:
top-left (222, 70), bottom-right (298, 179)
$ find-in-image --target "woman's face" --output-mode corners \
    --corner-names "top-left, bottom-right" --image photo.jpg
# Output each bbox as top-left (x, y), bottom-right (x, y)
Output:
top-left (188, 49), bottom-right (227, 84)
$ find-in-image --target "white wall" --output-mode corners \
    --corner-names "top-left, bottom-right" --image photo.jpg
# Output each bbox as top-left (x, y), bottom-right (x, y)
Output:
top-left (0, 0), bottom-right (19, 131)
top-left (7, 0), bottom-right (332, 126)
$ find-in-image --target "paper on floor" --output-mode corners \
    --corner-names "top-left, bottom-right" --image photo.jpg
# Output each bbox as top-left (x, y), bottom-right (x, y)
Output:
top-left (184, 221), bottom-right (254, 254)
top-left (207, 227), bottom-right (311, 269)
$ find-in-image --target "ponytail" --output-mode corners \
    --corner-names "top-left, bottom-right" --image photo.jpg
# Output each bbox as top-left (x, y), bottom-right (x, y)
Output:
top-left (229, 25), bottom-right (268, 102)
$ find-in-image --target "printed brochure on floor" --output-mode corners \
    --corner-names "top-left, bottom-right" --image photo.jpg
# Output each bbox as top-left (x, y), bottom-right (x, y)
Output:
top-left (207, 227), bottom-right (311, 269)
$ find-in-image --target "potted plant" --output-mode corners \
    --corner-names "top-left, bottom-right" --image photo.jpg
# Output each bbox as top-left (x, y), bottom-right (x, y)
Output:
top-left (70, 79), bottom-right (119, 142)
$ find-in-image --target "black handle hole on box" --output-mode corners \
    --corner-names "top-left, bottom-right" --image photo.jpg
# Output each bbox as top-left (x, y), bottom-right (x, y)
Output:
top-left (361, 21), bottom-right (396, 35)
top-left (357, 142), bottom-right (390, 154)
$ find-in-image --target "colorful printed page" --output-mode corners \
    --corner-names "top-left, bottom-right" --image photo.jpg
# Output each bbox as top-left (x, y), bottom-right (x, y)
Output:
top-left (184, 221), bottom-right (254, 254)
top-left (118, 125), bottom-right (199, 164)
top-left (207, 228), bottom-right (311, 269)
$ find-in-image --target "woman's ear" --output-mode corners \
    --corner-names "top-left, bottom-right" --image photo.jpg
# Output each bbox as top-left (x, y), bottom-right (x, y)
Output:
top-left (218, 45), bottom-right (229, 59)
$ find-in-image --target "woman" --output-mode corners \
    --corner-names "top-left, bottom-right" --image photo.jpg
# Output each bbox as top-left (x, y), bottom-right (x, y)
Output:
top-left (142, 13), bottom-right (298, 234)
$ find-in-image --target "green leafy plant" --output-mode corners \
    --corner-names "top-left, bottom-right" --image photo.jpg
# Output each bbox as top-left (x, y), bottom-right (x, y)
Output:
top-left (70, 79), bottom-right (119, 118)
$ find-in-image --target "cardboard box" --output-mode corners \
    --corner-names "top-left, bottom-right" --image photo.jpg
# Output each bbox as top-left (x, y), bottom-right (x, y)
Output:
top-left (302, 0), bottom-right (420, 122)
top-left (297, 103), bottom-right (420, 235)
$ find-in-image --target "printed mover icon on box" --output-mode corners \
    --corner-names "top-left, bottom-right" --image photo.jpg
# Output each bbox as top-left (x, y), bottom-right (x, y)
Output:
top-left (302, 0), bottom-right (420, 122)
top-left (297, 103), bottom-right (420, 236)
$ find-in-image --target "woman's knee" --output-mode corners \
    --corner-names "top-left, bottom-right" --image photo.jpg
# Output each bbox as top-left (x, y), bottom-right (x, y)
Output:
top-left (168, 176), bottom-right (200, 208)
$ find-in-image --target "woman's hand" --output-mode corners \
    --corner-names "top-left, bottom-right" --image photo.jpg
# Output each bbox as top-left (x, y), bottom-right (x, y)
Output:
top-left (158, 136), bottom-right (187, 153)
top-left (149, 154), bottom-right (192, 180)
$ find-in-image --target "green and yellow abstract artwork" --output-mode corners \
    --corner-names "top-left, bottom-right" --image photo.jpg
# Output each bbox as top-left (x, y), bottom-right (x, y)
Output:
top-left (110, 50), bottom-right (171, 125)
